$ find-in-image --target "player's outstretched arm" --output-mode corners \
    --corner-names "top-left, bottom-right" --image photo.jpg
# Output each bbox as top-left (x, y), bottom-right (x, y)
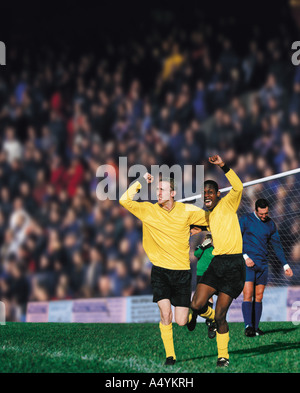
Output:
top-left (209, 154), bottom-right (243, 211)
top-left (209, 155), bottom-right (243, 191)
top-left (119, 172), bottom-right (153, 220)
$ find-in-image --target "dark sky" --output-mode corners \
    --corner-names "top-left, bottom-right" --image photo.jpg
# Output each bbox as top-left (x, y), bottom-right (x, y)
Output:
top-left (0, 0), bottom-right (293, 46)
top-left (0, 0), bottom-right (297, 81)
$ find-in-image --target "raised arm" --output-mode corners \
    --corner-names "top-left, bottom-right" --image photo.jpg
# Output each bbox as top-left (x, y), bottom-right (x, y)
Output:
top-left (119, 173), bottom-right (153, 220)
top-left (209, 155), bottom-right (243, 211)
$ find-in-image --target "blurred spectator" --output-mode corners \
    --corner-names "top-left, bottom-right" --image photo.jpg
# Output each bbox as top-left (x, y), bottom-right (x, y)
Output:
top-left (2, 127), bottom-right (22, 163)
top-left (193, 80), bottom-right (208, 121)
top-left (84, 246), bottom-right (105, 295)
top-left (69, 250), bottom-right (87, 297)
top-left (259, 73), bottom-right (283, 109)
top-left (162, 43), bottom-right (184, 81)
top-left (97, 274), bottom-right (114, 297)
top-left (219, 38), bottom-right (240, 79)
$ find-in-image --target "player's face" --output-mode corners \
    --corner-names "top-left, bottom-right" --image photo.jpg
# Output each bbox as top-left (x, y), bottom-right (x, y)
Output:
top-left (157, 181), bottom-right (175, 204)
top-left (256, 207), bottom-right (269, 222)
top-left (204, 185), bottom-right (220, 211)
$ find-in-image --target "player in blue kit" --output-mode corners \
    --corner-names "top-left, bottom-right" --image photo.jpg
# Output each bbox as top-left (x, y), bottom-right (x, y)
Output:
top-left (239, 198), bottom-right (293, 336)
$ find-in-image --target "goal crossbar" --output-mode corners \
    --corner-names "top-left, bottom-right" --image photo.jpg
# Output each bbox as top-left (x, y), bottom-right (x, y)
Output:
top-left (177, 167), bottom-right (300, 202)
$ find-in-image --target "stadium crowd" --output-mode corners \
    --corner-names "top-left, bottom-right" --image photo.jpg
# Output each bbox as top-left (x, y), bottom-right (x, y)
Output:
top-left (0, 7), bottom-right (300, 321)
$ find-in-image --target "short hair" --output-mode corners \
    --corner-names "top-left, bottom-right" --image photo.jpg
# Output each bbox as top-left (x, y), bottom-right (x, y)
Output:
top-left (255, 198), bottom-right (269, 210)
top-left (204, 180), bottom-right (219, 193)
top-left (160, 177), bottom-right (176, 192)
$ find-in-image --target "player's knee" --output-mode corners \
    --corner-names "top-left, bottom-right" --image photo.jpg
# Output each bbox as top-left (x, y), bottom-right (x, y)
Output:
top-left (255, 294), bottom-right (263, 302)
top-left (243, 282), bottom-right (254, 301)
top-left (191, 297), bottom-right (206, 312)
top-left (160, 310), bottom-right (173, 325)
top-left (175, 315), bottom-right (188, 326)
top-left (243, 289), bottom-right (254, 302)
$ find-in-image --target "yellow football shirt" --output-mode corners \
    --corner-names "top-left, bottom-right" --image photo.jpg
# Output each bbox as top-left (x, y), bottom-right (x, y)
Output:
top-left (119, 181), bottom-right (209, 270)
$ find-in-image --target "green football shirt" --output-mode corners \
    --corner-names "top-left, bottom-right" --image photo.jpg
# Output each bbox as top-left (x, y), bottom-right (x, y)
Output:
top-left (195, 245), bottom-right (214, 276)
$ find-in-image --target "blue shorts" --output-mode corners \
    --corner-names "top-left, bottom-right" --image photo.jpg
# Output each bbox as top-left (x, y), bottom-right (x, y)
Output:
top-left (245, 265), bottom-right (268, 286)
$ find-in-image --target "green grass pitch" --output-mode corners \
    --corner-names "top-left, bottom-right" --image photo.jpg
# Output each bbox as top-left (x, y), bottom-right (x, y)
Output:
top-left (0, 322), bottom-right (299, 373)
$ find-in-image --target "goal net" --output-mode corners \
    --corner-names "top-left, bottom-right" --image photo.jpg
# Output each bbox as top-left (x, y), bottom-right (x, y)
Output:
top-left (183, 168), bottom-right (300, 287)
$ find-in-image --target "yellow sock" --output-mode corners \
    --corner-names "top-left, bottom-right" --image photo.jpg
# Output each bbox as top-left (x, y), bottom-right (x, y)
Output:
top-left (159, 322), bottom-right (176, 359)
top-left (200, 306), bottom-right (215, 321)
top-left (216, 331), bottom-right (230, 359)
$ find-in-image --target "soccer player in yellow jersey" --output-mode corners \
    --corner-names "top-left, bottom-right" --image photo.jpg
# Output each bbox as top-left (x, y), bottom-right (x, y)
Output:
top-left (119, 172), bottom-right (211, 365)
top-left (188, 155), bottom-right (245, 367)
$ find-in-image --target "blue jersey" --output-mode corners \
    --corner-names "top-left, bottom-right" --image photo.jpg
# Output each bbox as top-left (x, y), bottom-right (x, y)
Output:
top-left (239, 212), bottom-right (287, 268)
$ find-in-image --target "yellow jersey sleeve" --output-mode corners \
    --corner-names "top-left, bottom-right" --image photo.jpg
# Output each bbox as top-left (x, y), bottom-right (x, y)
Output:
top-left (209, 168), bottom-right (243, 255)
top-left (184, 203), bottom-right (210, 227)
top-left (221, 169), bottom-right (243, 212)
top-left (119, 181), bottom-right (151, 220)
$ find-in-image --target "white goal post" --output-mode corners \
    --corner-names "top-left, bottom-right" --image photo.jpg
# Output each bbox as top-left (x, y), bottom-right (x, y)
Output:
top-left (180, 167), bottom-right (300, 287)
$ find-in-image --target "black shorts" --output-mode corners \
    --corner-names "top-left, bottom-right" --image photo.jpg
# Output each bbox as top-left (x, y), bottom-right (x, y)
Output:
top-left (151, 265), bottom-right (192, 307)
top-left (199, 254), bottom-right (246, 299)
top-left (196, 275), bottom-right (202, 285)
top-left (197, 275), bottom-right (219, 296)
